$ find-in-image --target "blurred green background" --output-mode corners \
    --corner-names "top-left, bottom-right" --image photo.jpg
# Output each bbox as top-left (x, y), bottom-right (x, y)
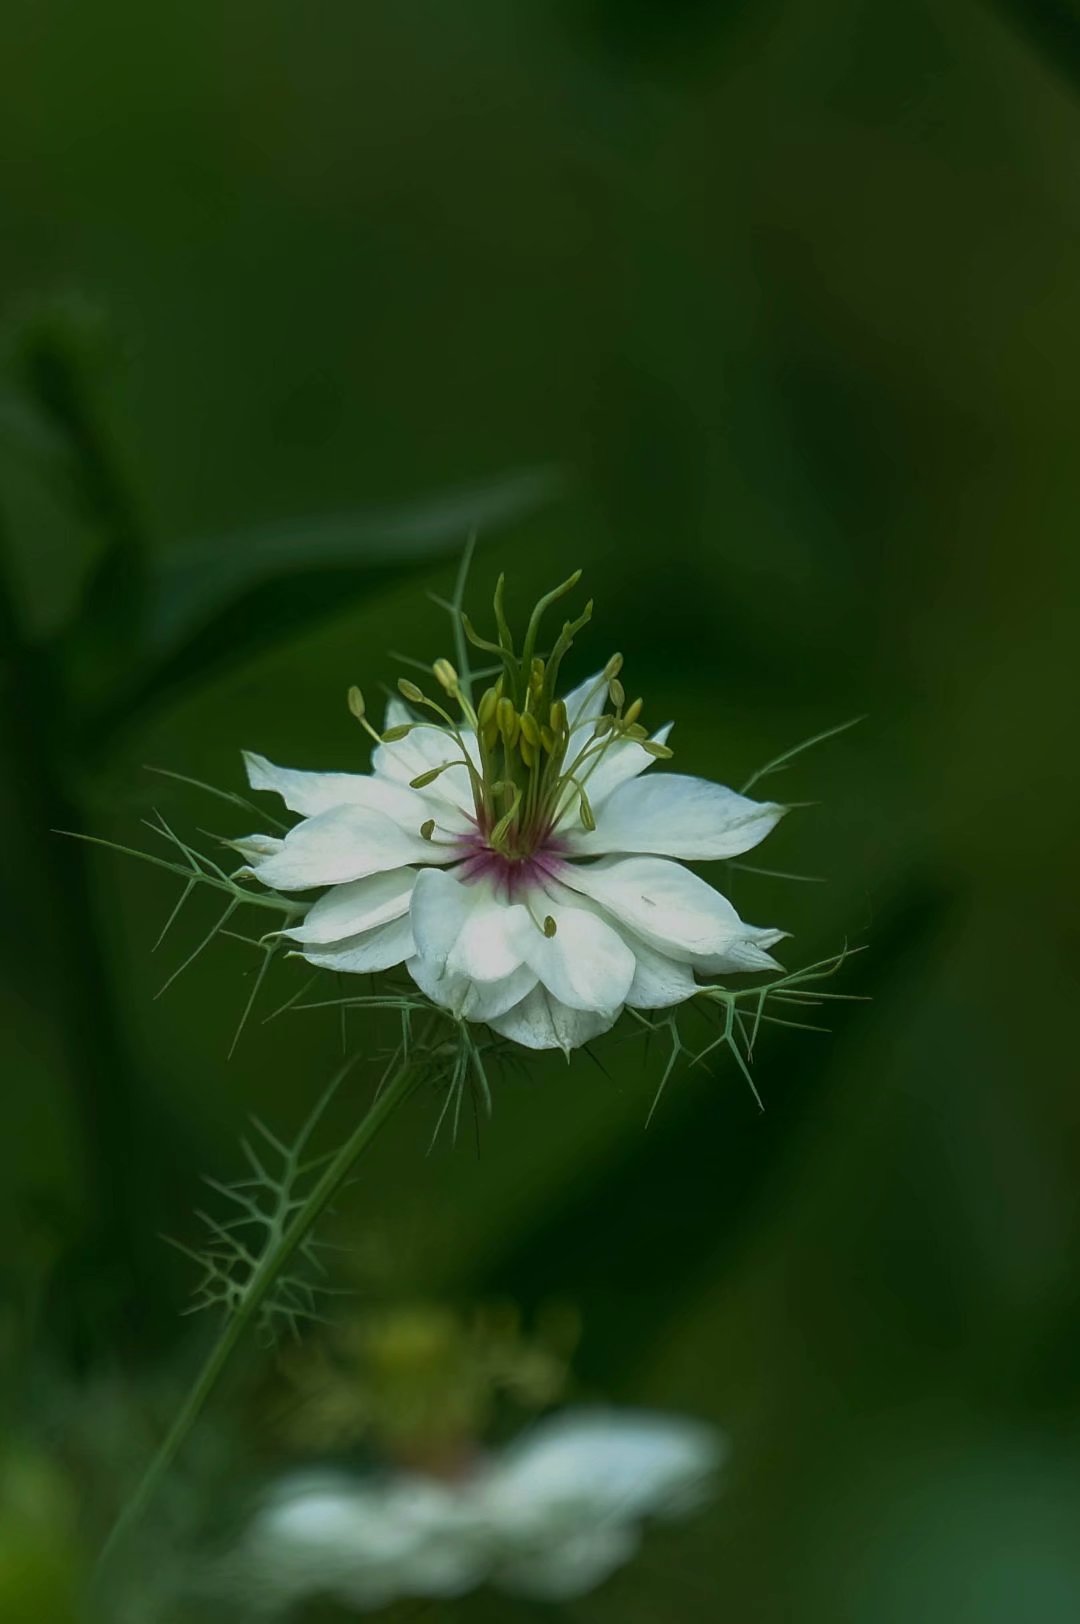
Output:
top-left (2, 1), bottom-right (1079, 1618)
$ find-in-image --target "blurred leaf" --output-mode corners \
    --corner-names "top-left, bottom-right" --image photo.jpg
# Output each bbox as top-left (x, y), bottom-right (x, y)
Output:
top-left (0, 392), bottom-right (72, 478)
top-left (91, 465), bottom-right (562, 739)
top-left (7, 297), bottom-right (149, 704)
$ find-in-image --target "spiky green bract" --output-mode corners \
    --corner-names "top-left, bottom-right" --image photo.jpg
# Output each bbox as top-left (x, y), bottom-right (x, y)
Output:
top-left (63, 808), bottom-right (305, 1051)
top-left (97, 1034), bottom-right (431, 1577)
top-left (626, 946), bottom-right (867, 1123)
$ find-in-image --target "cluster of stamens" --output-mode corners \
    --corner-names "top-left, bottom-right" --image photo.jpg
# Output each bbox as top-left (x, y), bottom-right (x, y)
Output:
top-left (346, 570), bottom-right (672, 902)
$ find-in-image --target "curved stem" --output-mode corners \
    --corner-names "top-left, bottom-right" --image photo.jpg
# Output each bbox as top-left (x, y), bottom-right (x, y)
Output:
top-left (96, 1053), bottom-right (422, 1573)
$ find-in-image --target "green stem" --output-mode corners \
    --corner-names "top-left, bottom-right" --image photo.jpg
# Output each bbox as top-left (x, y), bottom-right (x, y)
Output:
top-left (96, 1053), bottom-right (422, 1573)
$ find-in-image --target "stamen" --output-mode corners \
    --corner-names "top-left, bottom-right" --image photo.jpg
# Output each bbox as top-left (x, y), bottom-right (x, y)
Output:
top-left (346, 685), bottom-right (386, 747)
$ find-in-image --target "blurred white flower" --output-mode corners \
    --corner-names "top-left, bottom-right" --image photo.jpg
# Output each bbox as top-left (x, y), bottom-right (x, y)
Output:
top-left (232, 1407), bottom-right (723, 1613)
top-left (241, 591), bottom-right (787, 1054)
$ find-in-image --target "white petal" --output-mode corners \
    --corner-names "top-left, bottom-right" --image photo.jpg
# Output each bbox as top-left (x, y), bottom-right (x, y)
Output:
top-left (447, 890), bottom-right (524, 985)
top-left (563, 854), bottom-right (780, 962)
top-left (487, 986), bottom-right (619, 1054)
top-left (410, 869), bottom-right (521, 979)
top-left (623, 936), bottom-right (699, 1009)
top-left (299, 912), bottom-right (415, 973)
top-left (230, 832), bottom-right (285, 861)
top-left (488, 1409), bottom-right (724, 1528)
top-left (504, 896), bottom-right (635, 1015)
top-left (407, 953), bottom-right (538, 1022)
top-left (284, 868), bottom-right (417, 945)
top-left (692, 929), bottom-right (787, 975)
top-left (244, 750), bottom-right (458, 829)
top-left (371, 719), bottom-right (479, 818)
top-left (568, 773), bottom-right (785, 860)
top-left (247, 1471), bottom-right (488, 1609)
top-left (250, 805), bottom-right (440, 890)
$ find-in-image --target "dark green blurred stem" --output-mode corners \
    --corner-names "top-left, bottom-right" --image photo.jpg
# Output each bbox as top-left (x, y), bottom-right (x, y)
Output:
top-left (0, 511), bottom-right (158, 1327)
top-left (96, 1054), bottom-right (422, 1576)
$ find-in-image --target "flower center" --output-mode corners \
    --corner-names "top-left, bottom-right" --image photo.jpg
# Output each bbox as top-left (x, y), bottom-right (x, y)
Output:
top-left (351, 567), bottom-right (673, 880)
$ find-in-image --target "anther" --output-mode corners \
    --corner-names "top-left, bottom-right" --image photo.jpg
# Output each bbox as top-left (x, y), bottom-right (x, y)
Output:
top-left (410, 765), bottom-right (450, 788)
top-left (496, 697), bottom-right (520, 747)
top-left (432, 658), bottom-right (459, 695)
top-left (420, 819), bottom-right (436, 840)
top-left (382, 723), bottom-right (415, 741)
top-left (641, 740), bottom-right (674, 759)
top-left (348, 685), bottom-right (387, 745)
top-left (477, 687), bottom-right (499, 728)
top-left (398, 678), bottom-right (425, 703)
top-left (623, 697), bottom-right (643, 725)
top-left (603, 652), bottom-right (624, 681)
top-left (543, 915), bottom-right (558, 937)
top-left (609, 677), bottom-right (625, 710)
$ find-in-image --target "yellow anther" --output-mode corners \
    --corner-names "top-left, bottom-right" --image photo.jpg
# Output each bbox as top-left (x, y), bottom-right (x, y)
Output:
top-left (519, 712), bottom-right (541, 748)
top-left (609, 677), bottom-right (625, 709)
top-left (477, 686), bottom-right (499, 728)
top-left (623, 697), bottom-right (643, 725)
top-left (420, 818), bottom-right (436, 840)
top-left (624, 722), bottom-right (648, 741)
top-left (398, 678), bottom-right (425, 703)
top-left (549, 699), bottom-right (568, 735)
top-left (603, 652), bottom-right (623, 681)
top-left (540, 725), bottom-right (556, 753)
top-left (520, 735), bottom-right (537, 769)
top-left (410, 766), bottom-right (446, 788)
top-left (347, 685), bottom-right (366, 720)
top-left (641, 740), bottom-right (674, 759)
top-left (497, 697), bottom-right (520, 747)
top-left (381, 723), bottom-right (414, 741)
top-left (432, 658), bottom-right (459, 695)
top-left (543, 915), bottom-right (558, 938)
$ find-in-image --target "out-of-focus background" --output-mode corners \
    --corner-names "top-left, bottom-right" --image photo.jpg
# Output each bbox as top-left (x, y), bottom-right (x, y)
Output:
top-left (2, 2), bottom-right (1079, 1619)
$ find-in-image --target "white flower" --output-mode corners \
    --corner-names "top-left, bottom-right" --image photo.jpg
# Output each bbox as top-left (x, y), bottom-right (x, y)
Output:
top-left (239, 590), bottom-right (787, 1053)
top-left (232, 1408), bottom-right (723, 1613)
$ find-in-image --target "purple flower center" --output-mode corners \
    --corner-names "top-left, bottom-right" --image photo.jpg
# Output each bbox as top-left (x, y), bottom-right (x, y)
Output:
top-left (455, 829), bottom-right (569, 901)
